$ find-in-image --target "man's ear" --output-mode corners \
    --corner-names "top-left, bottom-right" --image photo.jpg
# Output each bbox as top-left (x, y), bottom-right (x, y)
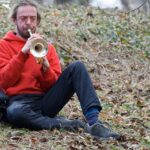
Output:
top-left (37, 21), bottom-right (40, 26)
top-left (11, 18), bottom-right (17, 25)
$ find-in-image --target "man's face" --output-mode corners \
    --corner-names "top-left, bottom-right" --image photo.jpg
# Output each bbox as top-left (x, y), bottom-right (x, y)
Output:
top-left (14, 5), bottom-right (38, 39)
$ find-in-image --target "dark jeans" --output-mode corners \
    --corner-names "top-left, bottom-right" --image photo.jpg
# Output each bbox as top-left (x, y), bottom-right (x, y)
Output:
top-left (6, 61), bottom-right (101, 130)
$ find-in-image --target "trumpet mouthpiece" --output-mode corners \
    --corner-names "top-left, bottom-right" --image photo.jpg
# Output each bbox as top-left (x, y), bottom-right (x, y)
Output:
top-left (28, 29), bottom-right (32, 36)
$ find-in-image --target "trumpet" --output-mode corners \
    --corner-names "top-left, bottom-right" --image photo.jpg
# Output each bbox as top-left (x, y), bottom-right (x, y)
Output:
top-left (28, 29), bottom-right (48, 64)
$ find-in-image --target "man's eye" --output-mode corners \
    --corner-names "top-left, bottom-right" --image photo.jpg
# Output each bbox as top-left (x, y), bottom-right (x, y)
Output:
top-left (20, 17), bottom-right (27, 21)
top-left (31, 17), bottom-right (36, 21)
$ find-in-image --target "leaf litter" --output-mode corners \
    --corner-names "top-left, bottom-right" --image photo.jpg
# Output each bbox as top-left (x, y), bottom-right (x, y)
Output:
top-left (0, 3), bottom-right (150, 150)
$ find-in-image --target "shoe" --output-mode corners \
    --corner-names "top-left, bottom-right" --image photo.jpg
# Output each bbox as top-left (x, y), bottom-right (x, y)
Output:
top-left (57, 118), bottom-right (85, 131)
top-left (85, 121), bottom-right (120, 140)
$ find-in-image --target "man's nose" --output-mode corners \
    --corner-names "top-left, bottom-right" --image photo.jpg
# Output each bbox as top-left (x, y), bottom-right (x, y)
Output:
top-left (26, 18), bottom-right (31, 24)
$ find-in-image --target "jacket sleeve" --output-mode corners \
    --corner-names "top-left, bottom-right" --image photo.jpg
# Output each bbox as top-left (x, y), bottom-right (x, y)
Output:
top-left (0, 43), bottom-right (28, 89)
top-left (38, 44), bottom-right (62, 91)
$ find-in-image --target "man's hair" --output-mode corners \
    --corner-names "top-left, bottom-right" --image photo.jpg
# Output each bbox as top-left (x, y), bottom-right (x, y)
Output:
top-left (10, 0), bottom-right (41, 25)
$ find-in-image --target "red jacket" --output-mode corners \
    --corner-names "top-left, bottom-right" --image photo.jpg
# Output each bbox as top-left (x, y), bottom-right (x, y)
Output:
top-left (0, 31), bottom-right (62, 97)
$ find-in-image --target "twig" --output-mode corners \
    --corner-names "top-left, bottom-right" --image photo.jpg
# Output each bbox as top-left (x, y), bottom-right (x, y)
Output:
top-left (96, 0), bottom-right (150, 16)
top-left (127, 0), bottom-right (148, 13)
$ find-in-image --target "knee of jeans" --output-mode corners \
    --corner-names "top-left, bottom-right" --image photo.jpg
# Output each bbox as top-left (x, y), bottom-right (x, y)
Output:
top-left (6, 102), bottom-right (25, 123)
top-left (71, 61), bottom-right (85, 71)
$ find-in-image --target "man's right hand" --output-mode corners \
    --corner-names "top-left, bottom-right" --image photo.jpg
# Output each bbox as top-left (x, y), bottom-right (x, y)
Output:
top-left (21, 33), bottom-right (42, 54)
top-left (21, 37), bottom-right (32, 54)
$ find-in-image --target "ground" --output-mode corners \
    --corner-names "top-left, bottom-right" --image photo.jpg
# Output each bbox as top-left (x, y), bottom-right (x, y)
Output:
top-left (0, 4), bottom-right (150, 150)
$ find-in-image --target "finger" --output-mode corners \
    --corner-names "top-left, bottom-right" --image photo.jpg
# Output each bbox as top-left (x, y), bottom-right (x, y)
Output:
top-left (31, 33), bottom-right (42, 39)
top-left (42, 64), bottom-right (48, 72)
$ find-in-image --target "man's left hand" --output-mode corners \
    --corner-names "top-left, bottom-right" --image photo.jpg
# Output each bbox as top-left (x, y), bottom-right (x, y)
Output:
top-left (42, 57), bottom-right (50, 72)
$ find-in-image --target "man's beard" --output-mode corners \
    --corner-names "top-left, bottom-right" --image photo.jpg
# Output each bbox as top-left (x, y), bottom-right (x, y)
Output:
top-left (17, 26), bottom-right (30, 39)
top-left (17, 25), bottom-right (36, 40)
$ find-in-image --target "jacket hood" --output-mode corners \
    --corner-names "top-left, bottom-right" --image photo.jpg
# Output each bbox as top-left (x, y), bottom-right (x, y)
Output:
top-left (2, 31), bottom-right (25, 43)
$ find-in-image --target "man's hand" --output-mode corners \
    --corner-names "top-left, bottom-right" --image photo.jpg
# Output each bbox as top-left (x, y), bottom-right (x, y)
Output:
top-left (42, 57), bottom-right (50, 72)
top-left (21, 33), bottom-right (42, 54)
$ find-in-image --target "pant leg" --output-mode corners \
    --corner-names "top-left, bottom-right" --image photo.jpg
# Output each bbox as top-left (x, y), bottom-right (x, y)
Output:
top-left (6, 94), bottom-right (60, 130)
top-left (42, 61), bottom-right (102, 117)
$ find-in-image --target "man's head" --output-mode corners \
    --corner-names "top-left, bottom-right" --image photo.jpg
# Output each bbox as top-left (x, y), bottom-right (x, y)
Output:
top-left (10, 0), bottom-right (41, 39)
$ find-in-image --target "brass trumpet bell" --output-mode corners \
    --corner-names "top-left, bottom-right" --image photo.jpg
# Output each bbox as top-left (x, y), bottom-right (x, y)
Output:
top-left (30, 38), bottom-right (48, 58)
